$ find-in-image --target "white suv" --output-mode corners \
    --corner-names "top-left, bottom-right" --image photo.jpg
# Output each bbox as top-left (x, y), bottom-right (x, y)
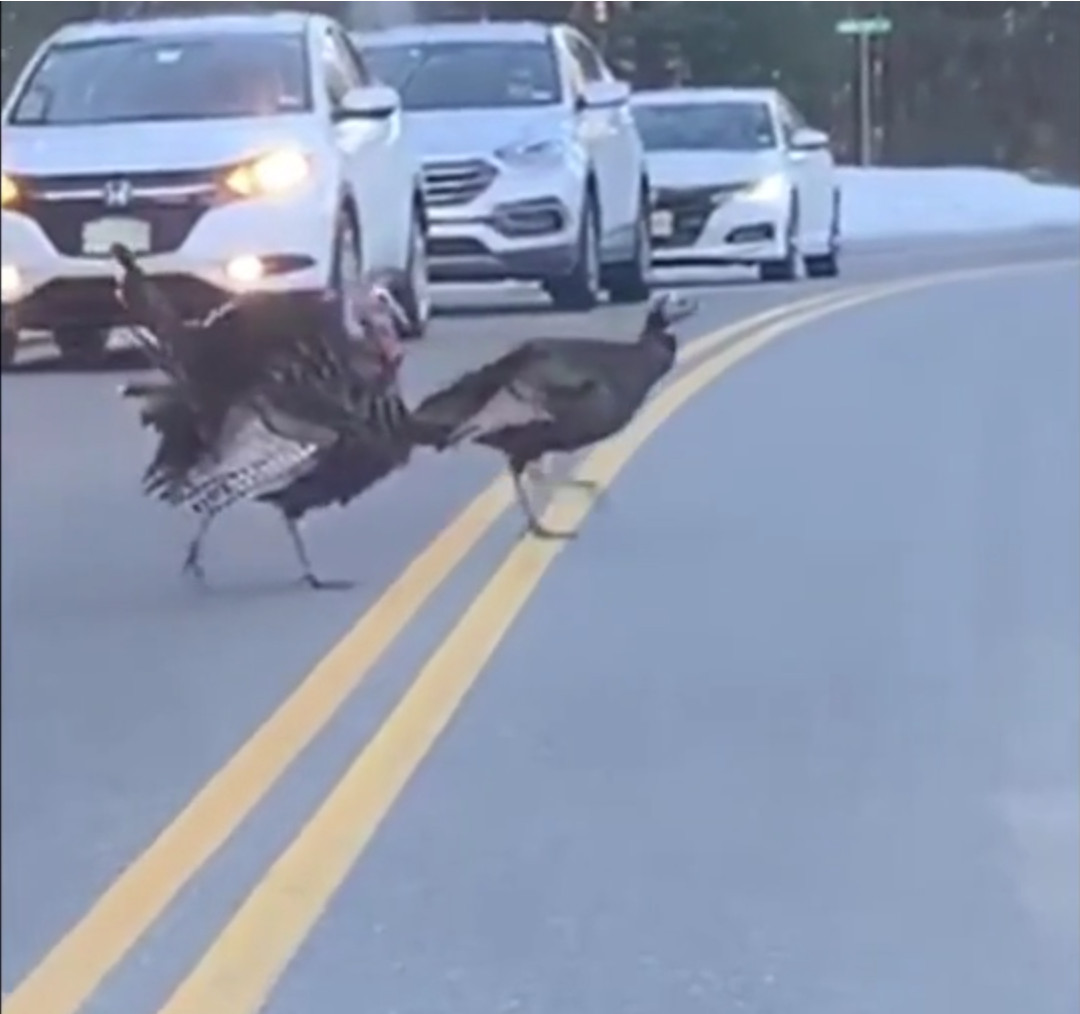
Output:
top-left (356, 20), bottom-right (651, 311)
top-left (1, 11), bottom-right (431, 368)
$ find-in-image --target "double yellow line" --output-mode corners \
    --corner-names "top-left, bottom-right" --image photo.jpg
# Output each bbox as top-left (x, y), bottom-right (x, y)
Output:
top-left (6, 256), bottom-right (1074, 1014)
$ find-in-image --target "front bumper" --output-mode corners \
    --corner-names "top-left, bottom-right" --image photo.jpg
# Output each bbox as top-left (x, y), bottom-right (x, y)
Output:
top-left (421, 155), bottom-right (584, 283)
top-left (2, 187), bottom-right (337, 330)
top-left (649, 184), bottom-right (790, 266)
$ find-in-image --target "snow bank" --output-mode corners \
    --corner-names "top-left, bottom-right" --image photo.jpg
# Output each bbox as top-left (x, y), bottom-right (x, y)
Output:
top-left (839, 166), bottom-right (1080, 241)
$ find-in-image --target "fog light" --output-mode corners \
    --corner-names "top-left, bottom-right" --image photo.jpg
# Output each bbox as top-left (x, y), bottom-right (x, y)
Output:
top-left (225, 255), bottom-right (265, 287)
top-left (1, 264), bottom-right (22, 300)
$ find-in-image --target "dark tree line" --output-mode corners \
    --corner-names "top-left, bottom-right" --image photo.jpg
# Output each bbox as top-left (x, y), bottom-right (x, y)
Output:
top-left (3, 1), bottom-right (1077, 179)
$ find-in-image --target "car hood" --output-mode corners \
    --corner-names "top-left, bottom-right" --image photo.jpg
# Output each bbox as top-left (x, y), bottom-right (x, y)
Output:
top-left (645, 149), bottom-right (783, 189)
top-left (2, 116), bottom-right (324, 175)
top-left (402, 106), bottom-right (568, 161)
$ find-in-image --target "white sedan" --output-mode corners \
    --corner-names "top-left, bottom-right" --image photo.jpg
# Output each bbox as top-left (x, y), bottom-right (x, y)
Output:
top-left (631, 87), bottom-right (840, 282)
top-left (1, 11), bottom-right (430, 368)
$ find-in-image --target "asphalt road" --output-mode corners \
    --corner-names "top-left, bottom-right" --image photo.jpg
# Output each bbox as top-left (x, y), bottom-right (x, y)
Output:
top-left (2, 229), bottom-right (1078, 1014)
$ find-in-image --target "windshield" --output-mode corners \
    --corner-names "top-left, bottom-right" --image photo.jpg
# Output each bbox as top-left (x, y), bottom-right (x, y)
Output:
top-left (362, 40), bottom-right (561, 112)
top-left (8, 33), bottom-right (311, 126)
top-left (632, 100), bottom-right (778, 153)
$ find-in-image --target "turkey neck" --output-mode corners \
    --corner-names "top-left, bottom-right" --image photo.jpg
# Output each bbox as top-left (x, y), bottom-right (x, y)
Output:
top-left (625, 325), bottom-right (677, 390)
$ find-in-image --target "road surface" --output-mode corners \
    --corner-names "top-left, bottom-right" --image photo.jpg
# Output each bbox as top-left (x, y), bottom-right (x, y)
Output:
top-left (2, 231), bottom-right (1078, 1014)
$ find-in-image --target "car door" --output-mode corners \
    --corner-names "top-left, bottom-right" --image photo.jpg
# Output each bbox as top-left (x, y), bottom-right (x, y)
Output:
top-left (560, 29), bottom-right (637, 242)
top-left (320, 25), bottom-right (406, 273)
top-left (778, 94), bottom-right (834, 249)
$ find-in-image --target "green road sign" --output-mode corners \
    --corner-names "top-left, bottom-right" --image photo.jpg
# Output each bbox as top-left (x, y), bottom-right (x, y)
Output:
top-left (836, 17), bottom-right (893, 36)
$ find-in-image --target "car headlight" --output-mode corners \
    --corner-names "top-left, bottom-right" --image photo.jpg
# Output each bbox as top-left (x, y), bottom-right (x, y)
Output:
top-left (495, 138), bottom-right (566, 168)
top-left (742, 173), bottom-right (788, 203)
top-left (224, 149), bottom-right (311, 198)
top-left (1, 173), bottom-right (19, 207)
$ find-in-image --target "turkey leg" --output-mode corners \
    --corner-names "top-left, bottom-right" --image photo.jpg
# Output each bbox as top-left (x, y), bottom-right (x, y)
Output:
top-left (511, 467), bottom-right (577, 540)
top-left (283, 515), bottom-right (355, 591)
top-left (525, 459), bottom-right (605, 506)
top-left (181, 512), bottom-right (215, 583)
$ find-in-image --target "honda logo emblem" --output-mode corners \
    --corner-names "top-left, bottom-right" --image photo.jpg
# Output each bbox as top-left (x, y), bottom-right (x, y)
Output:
top-left (102, 178), bottom-right (133, 209)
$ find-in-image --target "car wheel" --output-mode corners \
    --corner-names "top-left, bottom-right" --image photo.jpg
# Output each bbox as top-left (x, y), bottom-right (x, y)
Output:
top-left (394, 208), bottom-right (432, 340)
top-left (545, 195), bottom-right (601, 312)
top-left (758, 200), bottom-right (799, 283)
top-left (332, 209), bottom-right (363, 301)
top-left (803, 192), bottom-right (841, 279)
top-left (54, 325), bottom-right (109, 368)
top-left (1, 328), bottom-right (16, 370)
top-left (321, 207), bottom-right (366, 348)
top-left (605, 191), bottom-right (651, 304)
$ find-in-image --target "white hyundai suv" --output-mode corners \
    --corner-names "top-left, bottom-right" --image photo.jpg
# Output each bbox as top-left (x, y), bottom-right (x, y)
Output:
top-left (1, 11), bottom-right (431, 369)
top-left (355, 20), bottom-right (652, 311)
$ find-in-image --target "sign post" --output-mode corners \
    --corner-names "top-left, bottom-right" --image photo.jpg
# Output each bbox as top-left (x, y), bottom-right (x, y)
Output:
top-left (836, 16), bottom-right (893, 166)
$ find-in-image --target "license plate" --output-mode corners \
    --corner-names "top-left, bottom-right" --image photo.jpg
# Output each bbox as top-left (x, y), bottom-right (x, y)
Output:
top-left (650, 209), bottom-right (674, 238)
top-left (81, 217), bottom-right (151, 256)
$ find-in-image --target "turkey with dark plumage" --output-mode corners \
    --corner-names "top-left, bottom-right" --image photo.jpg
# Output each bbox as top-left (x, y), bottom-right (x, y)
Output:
top-left (410, 291), bottom-right (697, 538)
top-left (111, 244), bottom-right (413, 589)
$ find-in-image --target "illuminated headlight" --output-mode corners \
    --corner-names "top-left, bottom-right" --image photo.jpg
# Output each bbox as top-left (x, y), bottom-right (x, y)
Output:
top-left (1, 264), bottom-right (22, 299)
top-left (1, 173), bottom-right (18, 207)
top-left (495, 138), bottom-right (566, 168)
top-left (225, 255), bottom-right (266, 287)
top-left (741, 173), bottom-right (788, 203)
top-left (225, 150), bottom-right (311, 198)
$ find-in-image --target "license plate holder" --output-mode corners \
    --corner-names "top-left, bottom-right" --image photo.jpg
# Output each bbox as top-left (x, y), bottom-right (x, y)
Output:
top-left (81, 217), bottom-right (151, 256)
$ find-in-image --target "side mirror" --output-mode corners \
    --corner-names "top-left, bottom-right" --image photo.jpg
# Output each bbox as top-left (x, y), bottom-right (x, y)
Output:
top-left (335, 84), bottom-right (400, 121)
top-left (577, 79), bottom-right (630, 111)
top-left (790, 126), bottom-right (830, 152)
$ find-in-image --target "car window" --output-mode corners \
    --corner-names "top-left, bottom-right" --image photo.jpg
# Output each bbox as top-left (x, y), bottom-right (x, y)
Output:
top-left (361, 40), bottom-right (561, 111)
top-left (338, 31), bottom-right (373, 88)
top-left (781, 97), bottom-right (808, 131)
top-left (777, 96), bottom-right (807, 146)
top-left (8, 33), bottom-right (311, 125)
top-left (321, 28), bottom-right (364, 106)
top-left (631, 100), bottom-right (779, 152)
top-left (564, 31), bottom-right (605, 84)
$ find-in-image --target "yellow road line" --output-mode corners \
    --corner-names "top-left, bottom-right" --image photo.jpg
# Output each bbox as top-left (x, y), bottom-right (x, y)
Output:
top-left (156, 255), bottom-right (1076, 1014)
top-left (3, 287), bottom-right (853, 1014)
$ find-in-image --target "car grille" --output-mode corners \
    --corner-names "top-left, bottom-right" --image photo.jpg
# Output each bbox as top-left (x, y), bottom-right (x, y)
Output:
top-left (652, 183), bottom-right (750, 248)
top-left (12, 169), bottom-right (220, 258)
top-left (421, 159), bottom-right (498, 208)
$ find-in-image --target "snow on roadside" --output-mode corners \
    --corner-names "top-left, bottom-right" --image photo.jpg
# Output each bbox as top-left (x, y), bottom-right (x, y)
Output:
top-left (839, 166), bottom-right (1080, 240)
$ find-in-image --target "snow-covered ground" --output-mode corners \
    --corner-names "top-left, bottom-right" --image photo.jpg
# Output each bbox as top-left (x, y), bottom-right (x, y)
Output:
top-left (840, 166), bottom-right (1080, 241)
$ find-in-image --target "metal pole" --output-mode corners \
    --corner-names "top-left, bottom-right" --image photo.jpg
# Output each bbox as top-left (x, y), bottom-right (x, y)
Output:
top-left (858, 30), bottom-right (872, 166)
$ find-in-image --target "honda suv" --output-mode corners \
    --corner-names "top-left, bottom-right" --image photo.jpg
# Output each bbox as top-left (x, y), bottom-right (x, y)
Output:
top-left (356, 20), bottom-right (651, 311)
top-left (1, 11), bottom-right (430, 368)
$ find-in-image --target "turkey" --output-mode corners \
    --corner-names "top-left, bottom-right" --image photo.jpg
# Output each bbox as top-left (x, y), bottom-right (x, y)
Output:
top-left (410, 291), bottom-right (698, 538)
top-left (111, 244), bottom-right (413, 589)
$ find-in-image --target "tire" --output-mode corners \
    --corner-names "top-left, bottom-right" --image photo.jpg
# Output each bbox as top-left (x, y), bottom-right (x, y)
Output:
top-left (604, 188), bottom-right (651, 304)
top-left (758, 199), bottom-right (799, 283)
top-left (54, 325), bottom-right (109, 368)
top-left (544, 194), bottom-right (601, 312)
top-left (394, 207), bottom-right (431, 340)
top-left (804, 250), bottom-right (839, 279)
top-left (331, 207), bottom-right (363, 305)
top-left (1, 328), bottom-right (16, 370)
top-left (803, 191), bottom-right (841, 279)
top-left (319, 205), bottom-right (364, 351)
